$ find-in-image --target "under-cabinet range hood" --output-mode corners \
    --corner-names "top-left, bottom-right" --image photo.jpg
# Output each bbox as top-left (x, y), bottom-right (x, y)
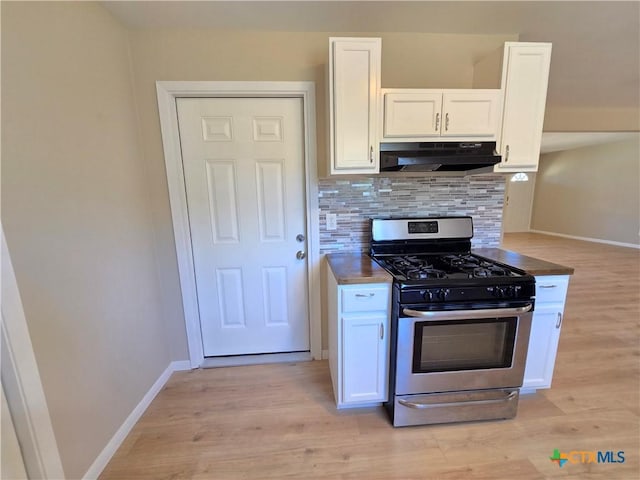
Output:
top-left (380, 142), bottom-right (501, 173)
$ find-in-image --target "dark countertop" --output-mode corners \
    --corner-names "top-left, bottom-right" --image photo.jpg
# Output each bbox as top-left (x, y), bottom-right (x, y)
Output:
top-left (326, 253), bottom-right (393, 285)
top-left (327, 249), bottom-right (573, 283)
top-left (473, 248), bottom-right (575, 276)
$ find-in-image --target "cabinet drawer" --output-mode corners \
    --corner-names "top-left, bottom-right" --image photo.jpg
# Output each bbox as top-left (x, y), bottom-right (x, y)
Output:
top-left (341, 287), bottom-right (389, 313)
top-left (535, 276), bottom-right (569, 304)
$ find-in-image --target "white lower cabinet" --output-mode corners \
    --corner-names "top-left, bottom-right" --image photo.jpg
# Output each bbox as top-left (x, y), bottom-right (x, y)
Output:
top-left (342, 314), bottom-right (388, 403)
top-left (523, 275), bottom-right (570, 390)
top-left (328, 270), bottom-right (390, 408)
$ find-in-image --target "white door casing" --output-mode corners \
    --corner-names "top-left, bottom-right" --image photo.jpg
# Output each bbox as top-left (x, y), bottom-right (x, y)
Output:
top-left (1, 228), bottom-right (65, 479)
top-left (1, 386), bottom-right (28, 479)
top-left (156, 82), bottom-right (320, 367)
top-left (177, 97), bottom-right (309, 356)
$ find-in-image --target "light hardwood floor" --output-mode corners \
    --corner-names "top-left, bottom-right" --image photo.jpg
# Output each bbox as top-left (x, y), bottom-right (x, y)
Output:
top-left (100, 233), bottom-right (639, 479)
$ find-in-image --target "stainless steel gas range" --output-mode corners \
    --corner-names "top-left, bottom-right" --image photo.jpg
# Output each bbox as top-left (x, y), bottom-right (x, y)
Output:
top-left (370, 217), bottom-right (535, 427)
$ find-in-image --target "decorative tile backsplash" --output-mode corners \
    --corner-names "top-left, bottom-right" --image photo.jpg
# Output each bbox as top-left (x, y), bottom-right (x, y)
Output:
top-left (318, 175), bottom-right (505, 254)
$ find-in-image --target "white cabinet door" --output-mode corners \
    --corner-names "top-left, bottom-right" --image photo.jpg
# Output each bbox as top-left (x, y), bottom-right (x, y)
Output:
top-left (342, 314), bottom-right (388, 404)
top-left (495, 42), bottom-right (552, 172)
top-left (381, 89), bottom-right (500, 141)
top-left (523, 304), bottom-right (563, 389)
top-left (383, 91), bottom-right (442, 138)
top-left (441, 91), bottom-right (500, 137)
top-left (329, 37), bottom-right (381, 174)
top-left (523, 275), bottom-right (569, 390)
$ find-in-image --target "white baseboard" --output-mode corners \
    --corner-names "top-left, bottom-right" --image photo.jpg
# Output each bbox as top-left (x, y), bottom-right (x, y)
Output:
top-left (171, 360), bottom-right (192, 372)
top-left (529, 229), bottom-right (640, 250)
top-left (83, 360), bottom-right (192, 479)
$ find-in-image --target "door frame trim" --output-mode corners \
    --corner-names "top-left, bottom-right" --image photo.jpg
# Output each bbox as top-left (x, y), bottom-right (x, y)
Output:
top-left (156, 81), bottom-right (320, 367)
top-left (2, 227), bottom-right (65, 478)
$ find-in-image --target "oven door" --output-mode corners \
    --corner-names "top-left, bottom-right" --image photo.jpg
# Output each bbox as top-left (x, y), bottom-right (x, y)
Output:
top-left (395, 304), bottom-right (533, 395)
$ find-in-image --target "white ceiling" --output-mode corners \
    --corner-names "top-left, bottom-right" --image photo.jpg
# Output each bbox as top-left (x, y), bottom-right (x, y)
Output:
top-left (102, 1), bottom-right (640, 152)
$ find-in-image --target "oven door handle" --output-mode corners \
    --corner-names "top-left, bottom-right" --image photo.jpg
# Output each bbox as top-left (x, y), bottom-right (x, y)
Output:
top-left (402, 304), bottom-right (532, 321)
top-left (398, 391), bottom-right (517, 410)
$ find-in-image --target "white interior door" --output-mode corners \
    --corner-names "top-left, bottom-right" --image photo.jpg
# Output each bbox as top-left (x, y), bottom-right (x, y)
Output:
top-left (177, 97), bottom-right (309, 357)
top-left (503, 173), bottom-right (537, 232)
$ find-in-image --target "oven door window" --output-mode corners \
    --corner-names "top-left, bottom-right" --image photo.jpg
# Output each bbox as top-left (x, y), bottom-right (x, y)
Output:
top-left (413, 317), bottom-right (517, 373)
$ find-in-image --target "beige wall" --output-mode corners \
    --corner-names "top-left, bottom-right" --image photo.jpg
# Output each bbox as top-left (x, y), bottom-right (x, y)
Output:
top-left (544, 106), bottom-right (640, 132)
top-left (1, 3), bottom-right (173, 478)
top-left (127, 29), bottom-right (515, 352)
top-left (531, 138), bottom-right (640, 245)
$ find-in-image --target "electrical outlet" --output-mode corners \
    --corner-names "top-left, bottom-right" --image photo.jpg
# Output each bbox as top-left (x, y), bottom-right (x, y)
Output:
top-left (326, 213), bottom-right (337, 231)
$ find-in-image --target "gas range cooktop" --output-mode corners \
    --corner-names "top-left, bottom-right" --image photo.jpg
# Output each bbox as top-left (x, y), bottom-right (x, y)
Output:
top-left (369, 217), bottom-right (535, 300)
top-left (374, 253), bottom-right (528, 282)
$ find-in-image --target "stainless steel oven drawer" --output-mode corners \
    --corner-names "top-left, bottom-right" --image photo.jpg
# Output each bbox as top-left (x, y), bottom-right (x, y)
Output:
top-left (392, 388), bottom-right (519, 427)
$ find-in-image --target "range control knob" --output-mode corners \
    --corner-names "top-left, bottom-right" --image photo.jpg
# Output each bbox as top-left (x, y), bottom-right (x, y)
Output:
top-left (493, 287), bottom-right (506, 298)
top-left (437, 288), bottom-right (450, 301)
top-left (424, 290), bottom-right (435, 301)
top-left (493, 286), bottom-right (519, 298)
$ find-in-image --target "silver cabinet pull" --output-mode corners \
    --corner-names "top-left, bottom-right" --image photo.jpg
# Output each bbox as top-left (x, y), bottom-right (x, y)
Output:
top-left (435, 112), bottom-right (440, 132)
top-left (556, 312), bottom-right (563, 328)
top-left (380, 323), bottom-right (384, 340)
top-left (539, 285), bottom-right (557, 289)
top-left (369, 145), bottom-right (374, 164)
top-left (296, 251), bottom-right (306, 260)
top-left (445, 112), bottom-right (450, 131)
top-left (505, 144), bottom-right (510, 162)
top-left (355, 293), bottom-right (375, 298)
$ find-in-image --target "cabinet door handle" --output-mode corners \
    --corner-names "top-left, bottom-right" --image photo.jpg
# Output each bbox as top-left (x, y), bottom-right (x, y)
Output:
top-left (505, 144), bottom-right (510, 162)
top-left (445, 112), bottom-right (450, 131)
top-left (355, 293), bottom-right (374, 298)
top-left (539, 285), bottom-right (557, 289)
top-left (556, 312), bottom-right (562, 328)
top-left (369, 145), bottom-right (374, 164)
top-left (380, 323), bottom-right (384, 339)
top-left (435, 113), bottom-right (440, 132)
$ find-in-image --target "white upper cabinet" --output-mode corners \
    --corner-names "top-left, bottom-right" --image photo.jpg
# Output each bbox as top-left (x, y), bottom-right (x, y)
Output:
top-left (382, 89), bottom-right (501, 141)
top-left (494, 42), bottom-right (552, 172)
top-left (329, 37), bottom-right (381, 174)
top-left (442, 91), bottom-right (501, 137)
top-left (383, 91), bottom-right (442, 138)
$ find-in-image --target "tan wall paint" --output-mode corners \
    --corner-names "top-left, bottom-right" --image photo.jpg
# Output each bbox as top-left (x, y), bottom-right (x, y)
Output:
top-left (544, 106), bottom-right (640, 132)
top-left (531, 138), bottom-right (640, 245)
top-left (1, 3), bottom-right (172, 477)
top-left (127, 29), bottom-right (515, 352)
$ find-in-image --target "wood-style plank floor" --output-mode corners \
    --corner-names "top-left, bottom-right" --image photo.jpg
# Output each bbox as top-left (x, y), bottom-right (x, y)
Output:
top-left (100, 233), bottom-right (639, 479)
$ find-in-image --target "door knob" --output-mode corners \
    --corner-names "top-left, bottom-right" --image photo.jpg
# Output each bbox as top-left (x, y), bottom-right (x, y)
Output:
top-left (296, 234), bottom-right (306, 242)
top-left (296, 251), bottom-right (306, 260)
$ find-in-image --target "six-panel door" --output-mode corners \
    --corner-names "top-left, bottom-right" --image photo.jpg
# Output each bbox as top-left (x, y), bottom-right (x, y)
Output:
top-left (177, 97), bottom-right (310, 357)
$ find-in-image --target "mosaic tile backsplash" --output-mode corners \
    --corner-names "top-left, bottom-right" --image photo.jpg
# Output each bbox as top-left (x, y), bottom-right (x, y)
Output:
top-left (319, 175), bottom-right (505, 254)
